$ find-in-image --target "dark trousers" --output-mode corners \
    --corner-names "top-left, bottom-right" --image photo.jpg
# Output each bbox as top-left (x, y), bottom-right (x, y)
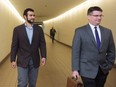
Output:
top-left (51, 34), bottom-right (55, 43)
top-left (81, 68), bottom-right (109, 87)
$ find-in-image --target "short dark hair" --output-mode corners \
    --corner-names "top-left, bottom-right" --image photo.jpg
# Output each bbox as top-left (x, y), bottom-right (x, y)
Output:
top-left (23, 8), bottom-right (34, 16)
top-left (87, 6), bottom-right (103, 15)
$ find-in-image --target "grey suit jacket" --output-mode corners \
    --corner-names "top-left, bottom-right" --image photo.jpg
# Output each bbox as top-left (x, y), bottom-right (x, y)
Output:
top-left (72, 24), bottom-right (115, 79)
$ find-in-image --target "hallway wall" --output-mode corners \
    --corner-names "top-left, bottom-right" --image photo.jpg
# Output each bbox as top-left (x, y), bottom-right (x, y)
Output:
top-left (0, 1), bottom-right (23, 62)
top-left (43, 0), bottom-right (116, 46)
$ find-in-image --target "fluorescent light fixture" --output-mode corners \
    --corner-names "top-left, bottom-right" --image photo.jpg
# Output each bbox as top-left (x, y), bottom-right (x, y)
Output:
top-left (44, 0), bottom-right (96, 23)
top-left (1, 0), bottom-right (25, 22)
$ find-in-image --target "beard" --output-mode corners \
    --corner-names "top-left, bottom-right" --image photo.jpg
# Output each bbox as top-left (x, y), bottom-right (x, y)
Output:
top-left (27, 19), bottom-right (34, 24)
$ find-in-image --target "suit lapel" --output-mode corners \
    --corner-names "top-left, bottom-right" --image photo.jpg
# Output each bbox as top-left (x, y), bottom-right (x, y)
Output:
top-left (21, 24), bottom-right (31, 45)
top-left (31, 25), bottom-right (36, 45)
top-left (86, 24), bottom-right (105, 50)
top-left (99, 26), bottom-right (104, 49)
top-left (86, 24), bottom-right (98, 48)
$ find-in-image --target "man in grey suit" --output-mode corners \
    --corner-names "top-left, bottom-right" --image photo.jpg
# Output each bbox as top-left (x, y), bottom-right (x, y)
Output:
top-left (11, 8), bottom-right (46, 87)
top-left (72, 6), bottom-right (115, 87)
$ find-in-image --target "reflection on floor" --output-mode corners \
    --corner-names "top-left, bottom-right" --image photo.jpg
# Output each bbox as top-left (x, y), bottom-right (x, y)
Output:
top-left (0, 35), bottom-right (116, 87)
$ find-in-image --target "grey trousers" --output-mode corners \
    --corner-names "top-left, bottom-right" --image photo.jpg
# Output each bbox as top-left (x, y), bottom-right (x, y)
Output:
top-left (17, 59), bottom-right (39, 87)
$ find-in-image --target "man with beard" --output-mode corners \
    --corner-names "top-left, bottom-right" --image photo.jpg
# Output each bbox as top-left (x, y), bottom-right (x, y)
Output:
top-left (10, 8), bottom-right (46, 87)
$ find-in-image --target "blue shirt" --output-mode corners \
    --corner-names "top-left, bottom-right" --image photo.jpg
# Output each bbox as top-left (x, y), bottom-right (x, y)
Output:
top-left (25, 24), bottom-right (33, 44)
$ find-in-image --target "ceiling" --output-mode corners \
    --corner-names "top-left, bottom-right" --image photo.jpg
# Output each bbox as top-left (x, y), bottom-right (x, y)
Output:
top-left (10, 0), bottom-right (84, 22)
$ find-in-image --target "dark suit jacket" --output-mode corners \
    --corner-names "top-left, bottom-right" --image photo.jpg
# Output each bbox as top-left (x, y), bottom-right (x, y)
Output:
top-left (72, 24), bottom-right (115, 79)
top-left (10, 24), bottom-right (46, 68)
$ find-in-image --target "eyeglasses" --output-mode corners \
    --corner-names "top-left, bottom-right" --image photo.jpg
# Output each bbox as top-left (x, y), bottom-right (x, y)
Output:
top-left (90, 14), bottom-right (104, 17)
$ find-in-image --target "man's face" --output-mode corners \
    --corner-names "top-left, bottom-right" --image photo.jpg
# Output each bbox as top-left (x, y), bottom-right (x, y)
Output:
top-left (88, 11), bottom-right (103, 26)
top-left (24, 11), bottom-right (35, 24)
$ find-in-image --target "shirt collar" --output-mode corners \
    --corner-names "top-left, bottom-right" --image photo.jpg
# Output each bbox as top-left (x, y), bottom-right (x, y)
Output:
top-left (25, 23), bottom-right (33, 29)
top-left (89, 23), bottom-right (99, 29)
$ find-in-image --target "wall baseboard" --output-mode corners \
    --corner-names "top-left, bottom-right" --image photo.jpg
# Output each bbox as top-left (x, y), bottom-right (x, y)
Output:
top-left (45, 33), bottom-right (72, 48)
top-left (0, 53), bottom-right (10, 66)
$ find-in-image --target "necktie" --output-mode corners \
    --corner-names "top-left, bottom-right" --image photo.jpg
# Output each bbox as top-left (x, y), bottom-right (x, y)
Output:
top-left (94, 27), bottom-right (101, 49)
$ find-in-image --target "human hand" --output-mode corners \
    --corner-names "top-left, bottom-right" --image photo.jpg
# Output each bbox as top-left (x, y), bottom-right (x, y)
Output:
top-left (11, 61), bottom-right (17, 69)
top-left (72, 70), bottom-right (80, 80)
top-left (41, 58), bottom-right (46, 66)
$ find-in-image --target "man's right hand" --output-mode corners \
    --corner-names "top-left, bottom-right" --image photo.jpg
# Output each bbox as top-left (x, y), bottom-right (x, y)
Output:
top-left (11, 61), bottom-right (17, 69)
top-left (72, 70), bottom-right (80, 79)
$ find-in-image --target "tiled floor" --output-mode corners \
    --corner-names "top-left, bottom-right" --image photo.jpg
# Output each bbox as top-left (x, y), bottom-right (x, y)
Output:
top-left (0, 35), bottom-right (116, 87)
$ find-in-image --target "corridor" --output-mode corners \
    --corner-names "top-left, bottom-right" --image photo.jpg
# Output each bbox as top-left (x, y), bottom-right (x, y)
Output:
top-left (0, 35), bottom-right (116, 87)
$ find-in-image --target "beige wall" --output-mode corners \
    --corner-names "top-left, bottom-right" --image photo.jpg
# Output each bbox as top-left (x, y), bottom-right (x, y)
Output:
top-left (0, 1), bottom-right (23, 62)
top-left (0, 0), bottom-right (116, 62)
top-left (43, 0), bottom-right (116, 46)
